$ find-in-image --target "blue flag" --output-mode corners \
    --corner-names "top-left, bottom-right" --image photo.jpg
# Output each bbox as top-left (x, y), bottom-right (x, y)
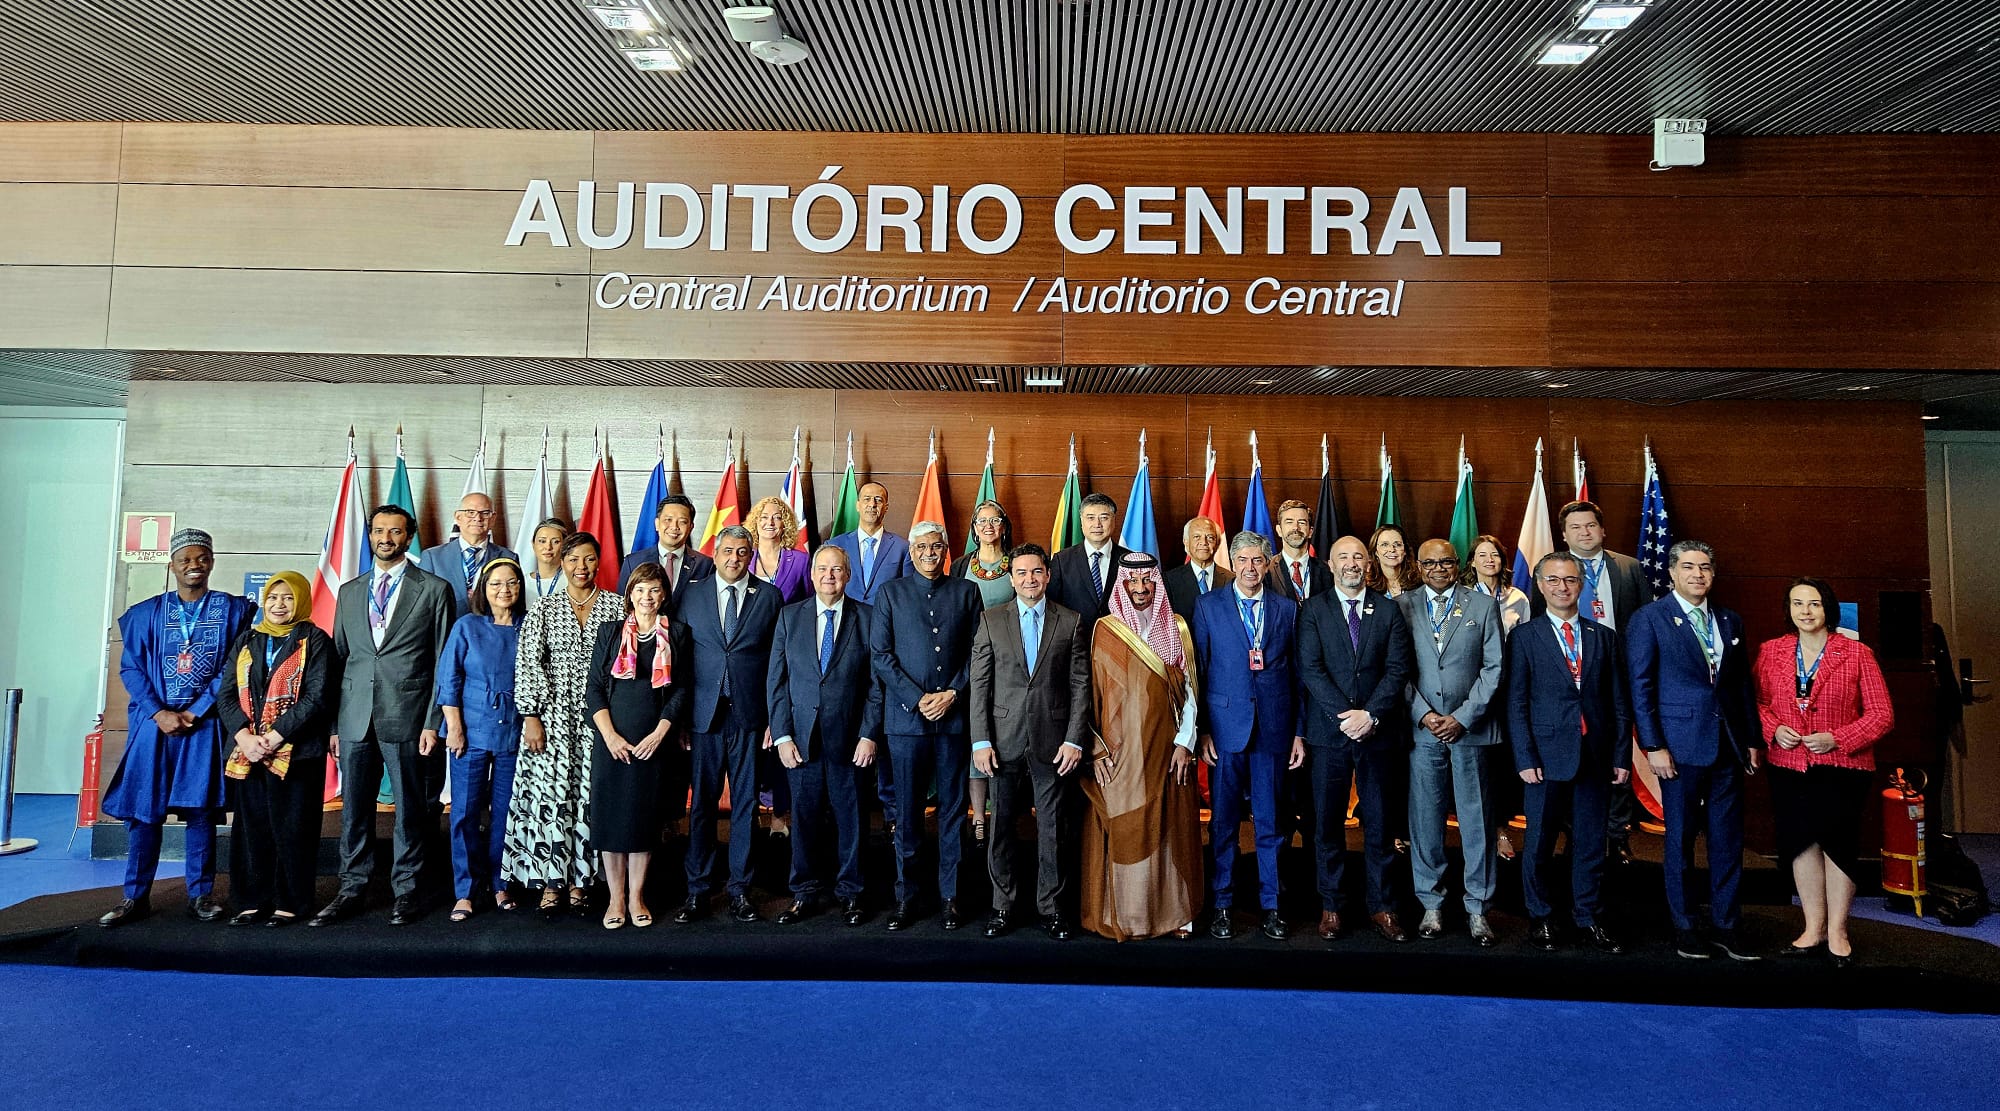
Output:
top-left (629, 455), bottom-right (668, 557)
top-left (1637, 443), bottom-right (1674, 598)
top-left (1242, 432), bottom-right (1273, 550)
top-left (1119, 443), bottom-right (1160, 558)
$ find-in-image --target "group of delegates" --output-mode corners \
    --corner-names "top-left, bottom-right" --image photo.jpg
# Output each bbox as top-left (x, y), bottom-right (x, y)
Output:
top-left (95, 489), bottom-right (1894, 963)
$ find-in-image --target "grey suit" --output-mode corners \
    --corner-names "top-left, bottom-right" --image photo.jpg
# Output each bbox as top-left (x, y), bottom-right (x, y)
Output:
top-left (331, 561), bottom-right (456, 898)
top-left (1398, 585), bottom-right (1505, 916)
top-left (970, 598), bottom-right (1092, 916)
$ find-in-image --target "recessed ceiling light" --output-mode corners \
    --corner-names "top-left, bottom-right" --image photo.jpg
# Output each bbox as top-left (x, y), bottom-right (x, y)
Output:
top-left (1840, 385), bottom-right (1875, 391)
top-left (1024, 376), bottom-right (1063, 387)
top-left (1537, 42), bottom-right (1599, 65)
top-left (140, 365), bottom-right (181, 375)
top-left (1578, 3), bottom-right (1649, 31)
top-left (424, 368), bottom-right (452, 377)
top-left (588, 4), bottom-right (655, 32)
top-left (1251, 379), bottom-right (1276, 386)
top-left (705, 372), bottom-right (728, 380)
top-left (974, 377), bottom-right (1000, 385)
top-left (1545, 382), bottom-right (1571, 388)
top-left (1922, 414), bottom-right (1941, 421)
top-left (623, 48), bottom-right (682, 71)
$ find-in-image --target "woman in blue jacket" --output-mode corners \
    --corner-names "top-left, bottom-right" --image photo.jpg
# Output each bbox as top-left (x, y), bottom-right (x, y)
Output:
top-left (437, 558), bottom-right (528, 922)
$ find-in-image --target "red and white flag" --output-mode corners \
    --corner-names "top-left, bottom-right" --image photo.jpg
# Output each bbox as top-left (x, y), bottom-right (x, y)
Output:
top-left (575, 427), bottom-right (621, 591)
top-left (782, 426), bottom-right (810, 552)
top-left (1195, 426), bottom-right (1225, 542)
top-left (311, 428), bottom-right (367, 632)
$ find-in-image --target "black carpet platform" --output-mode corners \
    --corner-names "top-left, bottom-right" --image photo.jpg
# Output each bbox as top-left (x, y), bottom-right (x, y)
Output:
top-left (4, 832), bottom-right (1995, 1013)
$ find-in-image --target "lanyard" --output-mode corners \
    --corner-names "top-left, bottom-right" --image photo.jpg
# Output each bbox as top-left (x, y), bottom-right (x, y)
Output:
top-left (1580, 556), bottom-right (1603, 593)
top-left (172, 592), bottom-right (213, 649)
top-left (1556, 619), bottom-right (1582, 676)
top-left (264, 634), bottom-right (288, 671)
top-left (1795, 637), bottom-right (1825, 699)
top-left (1238, 594), bottom-right (1264, 649)
top-left (1428, 591), bottom-right (1454, 643)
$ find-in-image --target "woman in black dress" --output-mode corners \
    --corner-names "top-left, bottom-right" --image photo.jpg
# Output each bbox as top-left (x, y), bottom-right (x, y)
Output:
top-left (585, 561), bottom-right (690, 930)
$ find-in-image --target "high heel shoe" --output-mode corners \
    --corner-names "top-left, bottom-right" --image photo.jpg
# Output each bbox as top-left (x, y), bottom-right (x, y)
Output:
top-left (538, 888), bottom-right (562, 921)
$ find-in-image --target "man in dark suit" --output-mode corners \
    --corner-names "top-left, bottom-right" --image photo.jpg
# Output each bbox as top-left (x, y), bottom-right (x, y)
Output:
top-left (1532, 498), bottom-right (1651, 863)
top-left (869, 520), bottom-right (984, 931)
top-left (1163, 515), bottom-right (1224, 621)
top-left (619, 493), bottom-right (712, 604)
top-left (1266, 500), bottom-right (1333, 604)
top-left (1297, 534), bottom-right (1414, 943)
top-left (1627, 539), bottom-right (1763, 961)
top-left (1193, 531), bottom-right (1305, 941)
top-left (970, 544), bottom-right (1093, 940)
top-left (312, 505), bottom-right (457, 927)
top-left (1509, 551), bottom-right (1632, 954)
top-left (828, 481), bottom-right (912, 605)
top-left (767, 544), bottom-right (883, 927)
top-left (674, 525), bottom-right (783, 924)
top-left (1048, 492), bottom-right (1130, 623)
top-left (417, 491), bottom-right (520, 617)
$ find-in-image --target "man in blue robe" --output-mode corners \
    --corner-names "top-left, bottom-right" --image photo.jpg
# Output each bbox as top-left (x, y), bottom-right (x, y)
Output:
top-left (100, 528), bottom-right (256, 926)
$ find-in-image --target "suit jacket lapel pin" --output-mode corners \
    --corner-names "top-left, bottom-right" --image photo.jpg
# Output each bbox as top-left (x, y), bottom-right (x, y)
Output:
top-left (1363, 606), bottom-right (1374, 615)
top-left (1730, 637), bottom-right (1740, 646)
top-left (1672, 616), bottom-right (1684, 627)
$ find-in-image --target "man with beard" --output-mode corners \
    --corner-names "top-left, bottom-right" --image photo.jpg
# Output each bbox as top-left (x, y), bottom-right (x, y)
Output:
top-left (1267, 500), bottom-right (1332, 604)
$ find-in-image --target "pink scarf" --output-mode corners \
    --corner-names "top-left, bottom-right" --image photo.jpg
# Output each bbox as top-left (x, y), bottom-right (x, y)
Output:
top-left (612, 615), bottom-right (672, 688)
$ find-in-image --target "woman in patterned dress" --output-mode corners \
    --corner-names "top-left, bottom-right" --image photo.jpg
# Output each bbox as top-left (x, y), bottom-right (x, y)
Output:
top-left (506, 531), bottom-right (625, 918)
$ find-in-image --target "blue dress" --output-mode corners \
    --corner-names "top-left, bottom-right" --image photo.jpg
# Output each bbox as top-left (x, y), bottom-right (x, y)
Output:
top-left (436, 615), bottom-right (523, 753)
top-left (105, 590), bottom-right (256, 823)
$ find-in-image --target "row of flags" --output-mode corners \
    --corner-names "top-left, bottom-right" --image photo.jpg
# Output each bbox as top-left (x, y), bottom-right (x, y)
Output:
top-left (309, 428), bottom-right (1678, 626)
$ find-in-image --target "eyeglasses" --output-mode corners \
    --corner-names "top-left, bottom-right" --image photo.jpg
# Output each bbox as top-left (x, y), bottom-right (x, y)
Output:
top-left (1540, 575), bottom-right (1582, 587)
top-left (1418, 558), bottom-right (1458, 569)
top-left (974, 517), bottom-right (1003, 526)
top-left (456, 509), bottom-right (493, 518)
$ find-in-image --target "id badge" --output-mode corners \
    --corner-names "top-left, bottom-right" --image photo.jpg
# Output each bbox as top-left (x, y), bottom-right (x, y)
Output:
top-left (1248, 647), bottom-right (1265, 671)
top-left (1591, 599), bottom-right (1606, 620)
top-left (176, 649), bottom-right (194, 675)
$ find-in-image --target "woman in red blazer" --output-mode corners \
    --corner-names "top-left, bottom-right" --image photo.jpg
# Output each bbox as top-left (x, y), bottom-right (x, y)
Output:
top-left (1753, 578), bottom-right (1894, 967)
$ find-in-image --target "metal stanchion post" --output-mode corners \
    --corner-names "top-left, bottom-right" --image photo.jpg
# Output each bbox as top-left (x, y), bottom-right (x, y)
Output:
top-left (0, 688), bottom-right (40, 855)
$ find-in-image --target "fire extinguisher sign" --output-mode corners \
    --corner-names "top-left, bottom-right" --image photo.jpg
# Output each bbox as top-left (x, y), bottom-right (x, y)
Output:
top-left (120, 512), bottom-right (176, 564)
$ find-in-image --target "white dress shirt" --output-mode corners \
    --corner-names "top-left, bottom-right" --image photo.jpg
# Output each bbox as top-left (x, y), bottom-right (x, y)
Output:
top-left (369, 559), bottom-right (409, 648)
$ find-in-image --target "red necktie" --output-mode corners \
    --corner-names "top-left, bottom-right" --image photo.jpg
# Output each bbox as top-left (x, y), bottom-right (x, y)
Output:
top-left (1292, 560), bottom-right (1304, 593)
top-left (1562, 620), bottom-right (1586, 734)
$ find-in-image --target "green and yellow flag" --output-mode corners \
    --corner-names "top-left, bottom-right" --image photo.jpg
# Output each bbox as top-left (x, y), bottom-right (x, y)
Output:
top-left (1049, 434), bottom-right (1084, 551)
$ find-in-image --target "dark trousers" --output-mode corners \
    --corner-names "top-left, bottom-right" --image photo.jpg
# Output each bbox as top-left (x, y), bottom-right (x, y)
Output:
top-left (1210, 744), bottom-right (1284, 911)
top-left (986, 750), bottom-right (1070, 916)
top-left (1522, 768), bottom-right (1611, 926)
top-left (235, 755), bottom-right (327, 915)
top-left (1660, 756), bottom-right (1745, 932)
top-left (686, 707), bottom-right (760, 899)
top-left (125, 812), bottom-right (218, 901)
top-left (1608, 777), bottom-right (1637, 841)
top-left (886, 731), bottom-right (968, 903)
top-left (447, 747), bottom-right (517, 900)
top-left (336, 729), bottom-right (432, 898)
top-left (785, 740), bottom-right (865, 902)
top-left (1311, 741), bottom-right (1402, 915)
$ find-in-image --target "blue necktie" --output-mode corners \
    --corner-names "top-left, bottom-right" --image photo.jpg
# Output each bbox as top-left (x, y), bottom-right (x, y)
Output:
top-left (1024, 606), bottom-right (1042, 678)
top-left (861, 536), bottom-right (876, 593)
top-left (818, 608), bottom-right (836, 675)
top-left (461, 544), bottom-right (479, 593)
top-left (1239, 596), bottom-right (1260, 646)
top-left (1090, 550), bottom-right (1104, 600)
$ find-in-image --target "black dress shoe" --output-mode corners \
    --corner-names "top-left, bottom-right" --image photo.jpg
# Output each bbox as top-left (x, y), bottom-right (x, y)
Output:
top-left (1777, 941), bottom-right (1826, 958)
top-left (1530, 918), bottom-right (1560, 951)
top-left (187, 894), bottom-right (226, 923)
top-left (729, 897), bottom-right (761, 923)
top-left (775, 899), bottom-right (815, 925)
top-left (841, 898), bottom-right (867, 927)
top-left (228, 908), bottom-right (269, 927)
top-left (98, 897), bottom-right (151, 928)
top-left (886, 901), bottom-right (916, 931)
top-left (1584, 925), bottom-right (1626, 954)
top-left (1043, 915), bottom-right (1073, 941)
top-left (984, 910), bottom-right (1013, 938)
top-left (265, 913), bottom-right (298, 928)
top-left (1260, 911), bottom-right (1289, 941)
top-left (1830, 948), bottom-right (1858, 969)
top-left (307, 894), bottom-right (361, 928)
top-left (1674, 930), bottom-right (1718, 960)
top-left (1209, 911), bottom-right (1236, 940)
top-left (388, 896), bottom-right (418, 926)
top-left (673, 896), bottom-right (708, 924)
top-left (941, 899), bottom-right (963, 931)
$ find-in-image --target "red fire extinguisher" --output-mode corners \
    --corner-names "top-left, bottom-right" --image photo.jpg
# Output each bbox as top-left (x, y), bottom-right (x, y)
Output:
top-left (1881, 767), bottom-right (1927, 919)
top-left (77, 714), bottom-right (104, 827)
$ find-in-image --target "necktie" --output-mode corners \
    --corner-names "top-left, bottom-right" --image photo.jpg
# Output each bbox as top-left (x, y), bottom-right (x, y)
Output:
top-left (1024, 606), bottom-right (1042, 677)
top-left (1292, 560), bottom-right (1305, 595)
top-left (371, 572), bottom-right (391, 631)
top-left (1197, 568), bottom-right (1209, 593)
top-left (1238, 596), bottom-right (1260, 647)
top-left (1090, 550), bottom-right (1104, 600)
top-left (861, 536), bottom-right (876, 593)
top-left (1690, 607), bottom-right (1718, 678)
top-left (723, 584), bottom-right (740, 641)
top-left (1562, 620), bottom-right (1586, 733)
top-left (818, 609), bottom-right (836, 675)
top-left (1346, 598), bottom-right (1361, 651)
top-left (664, 552), bottom-right (677, 594)
top-left (462, 545), bottom-right (479, 593)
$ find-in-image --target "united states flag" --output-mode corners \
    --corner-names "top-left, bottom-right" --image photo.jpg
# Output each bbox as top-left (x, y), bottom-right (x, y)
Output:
top-left (1637, 441), bottom-right (1674, 598)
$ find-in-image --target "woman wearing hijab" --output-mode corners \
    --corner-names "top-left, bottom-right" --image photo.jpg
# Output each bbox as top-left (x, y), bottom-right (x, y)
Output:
top-left (219, 572), bottom-right (337, 926)
top-left (437, 558), bottom-right (527, 922)
top-left (585, 562), bottom-right (691, 929)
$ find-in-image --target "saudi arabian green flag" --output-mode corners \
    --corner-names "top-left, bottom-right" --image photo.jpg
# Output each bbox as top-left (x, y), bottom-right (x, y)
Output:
top-left (1049, 435), bottom-right (1085, 551)
top-left (1375, 435), bottom-right (1401, 529)
top-left (1448, 437), bottom-right (1479, 561)
top-left (829, 433), bottom-right (860, 537)
top-left (966, 428), bottom-right (996, 556)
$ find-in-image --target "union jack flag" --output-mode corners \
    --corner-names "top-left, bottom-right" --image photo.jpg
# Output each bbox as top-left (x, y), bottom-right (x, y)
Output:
top-left (1637, 441), bottom-right (1674, 598)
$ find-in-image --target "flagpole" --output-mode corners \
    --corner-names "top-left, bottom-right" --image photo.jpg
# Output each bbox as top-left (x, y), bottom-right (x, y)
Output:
top-left (1321, 433), bottom-right (1328, 478)
top-left (986, 426), bottom-right (995, 467)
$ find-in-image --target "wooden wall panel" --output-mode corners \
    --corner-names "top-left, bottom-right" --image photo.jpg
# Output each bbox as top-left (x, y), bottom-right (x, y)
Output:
top-left (124, 381), bottom-right (484, 467)
top-left (1547, 135), bottom-right (2000, 197)
top-left (1068, 134), bottom-right (1549, 195)
top-left (0, 265), bottom-right (109, 347)
top-left (1547, 399), bottom-right (1927, 490)
top-left (0, 123), bottom-right (120, 182)
top-left (106, 268), bottom-right (589, 357)
top-left (0, 184), bottom-right (117, 265)
top-left (1551, 282), bottom-right (2000, 370)
top-left (591, 132), bottom-right (1066, 195)
top-left (112, 185), bottom-right (584, 274)
top-left (1550, 197), bottom-right (2000, 283)
top-left (117, 124), bottom-right (594, 189)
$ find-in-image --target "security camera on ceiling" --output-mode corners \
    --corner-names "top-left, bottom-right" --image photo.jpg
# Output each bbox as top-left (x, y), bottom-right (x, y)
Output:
top-left (723, 5), bottom-right (810, 66)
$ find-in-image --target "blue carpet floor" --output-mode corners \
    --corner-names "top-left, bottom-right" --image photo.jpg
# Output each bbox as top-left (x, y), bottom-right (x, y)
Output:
top-left (0, 794), bottom-right (178, 911)
top-left (0, 966), bottom-right (1995, 1110)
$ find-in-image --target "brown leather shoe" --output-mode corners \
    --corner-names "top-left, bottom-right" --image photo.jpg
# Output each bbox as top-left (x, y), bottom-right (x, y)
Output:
top-left (1370, 910), bottom-right (1412, 943)
top-left (1317, 910), bottom-right (1343, 940)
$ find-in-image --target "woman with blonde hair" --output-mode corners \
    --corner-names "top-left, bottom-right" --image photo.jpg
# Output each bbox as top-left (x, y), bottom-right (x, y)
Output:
top-left (749, 496), bottom-right (811, 603)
